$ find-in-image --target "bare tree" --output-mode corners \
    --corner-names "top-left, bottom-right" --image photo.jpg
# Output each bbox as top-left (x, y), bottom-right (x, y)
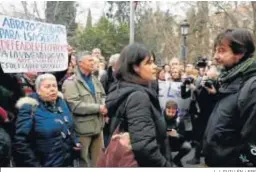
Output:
top-left (0, 3), bottom-right (8, 15)
top-left (212, 1), bottom-right (239, 27)
top-left (251, 1), bottom-right (256, 36)
top-left (33, 1), bottom-right (43, 21)
top-left (21, 1), bottom-right (30, 19)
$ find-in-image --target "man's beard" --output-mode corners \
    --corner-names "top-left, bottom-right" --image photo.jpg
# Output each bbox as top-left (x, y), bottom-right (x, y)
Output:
top-left (166, 112), bottom-right (176, 119)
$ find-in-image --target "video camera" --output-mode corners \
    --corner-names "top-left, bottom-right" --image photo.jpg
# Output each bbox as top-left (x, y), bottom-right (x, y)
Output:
top-left (204, 79), bottom-right (215, 89)
top-left (183, 77), bottom-right (194, 85)
top-left (196, 56), bottom-right (208, 68)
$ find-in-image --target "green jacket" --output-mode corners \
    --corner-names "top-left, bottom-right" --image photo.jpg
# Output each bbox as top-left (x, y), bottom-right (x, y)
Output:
top-left (62, 68), bottom-right (106, 136)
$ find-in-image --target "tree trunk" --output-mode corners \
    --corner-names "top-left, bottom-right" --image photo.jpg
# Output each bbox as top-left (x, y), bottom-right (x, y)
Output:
top-left (21, 1), bottom-right (29, 19)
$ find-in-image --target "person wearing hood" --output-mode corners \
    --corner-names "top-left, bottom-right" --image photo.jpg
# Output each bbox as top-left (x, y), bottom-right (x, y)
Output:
top-left (164, 100), bottom-right (192, 167)
top-left (203, 28), bottom-right (256, 167)
top-left (105, 43), bottom-right (172, 167)
top-left (13, 73), bottom-right (80, 167)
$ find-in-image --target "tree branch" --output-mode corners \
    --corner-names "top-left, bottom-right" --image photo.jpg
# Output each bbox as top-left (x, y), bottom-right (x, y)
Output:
top-left (213, 1), bottom-right (239, 27)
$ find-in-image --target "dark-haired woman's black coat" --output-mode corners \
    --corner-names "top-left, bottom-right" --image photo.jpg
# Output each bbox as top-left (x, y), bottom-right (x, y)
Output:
top-left (106, 81), bottom-right (172, 167)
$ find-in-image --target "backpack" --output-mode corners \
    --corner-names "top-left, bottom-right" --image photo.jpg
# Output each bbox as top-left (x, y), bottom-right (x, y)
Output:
top-left (237, 76), bottom-right (256, 111)
top-left (237, 76), bottom-right (256, 166)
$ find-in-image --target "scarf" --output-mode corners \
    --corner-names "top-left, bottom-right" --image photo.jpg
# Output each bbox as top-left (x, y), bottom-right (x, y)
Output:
top-left (218, 57), bottom-right (255, 84)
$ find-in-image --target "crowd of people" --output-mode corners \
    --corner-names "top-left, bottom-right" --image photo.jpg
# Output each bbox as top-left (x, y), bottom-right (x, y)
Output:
top-left (0, 28), bottom-right (256, 167)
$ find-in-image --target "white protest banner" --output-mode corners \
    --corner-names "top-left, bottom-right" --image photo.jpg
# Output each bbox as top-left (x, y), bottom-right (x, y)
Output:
top-left (0, 15), bottom-right (68, 73)
top-left (158, 80), bottom-right (170, 110)
top-left (158, 81), bottom-right (191, 117)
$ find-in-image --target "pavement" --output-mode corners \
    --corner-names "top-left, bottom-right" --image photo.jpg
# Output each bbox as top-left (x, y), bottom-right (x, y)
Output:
top-left (173, 148), bottom-right (205, 167)
top-left (76, 146), bottom-right (205, 167)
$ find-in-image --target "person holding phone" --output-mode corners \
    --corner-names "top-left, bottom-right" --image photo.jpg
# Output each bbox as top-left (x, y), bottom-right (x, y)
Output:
top-left (164, 100), bottom-right (192, 167)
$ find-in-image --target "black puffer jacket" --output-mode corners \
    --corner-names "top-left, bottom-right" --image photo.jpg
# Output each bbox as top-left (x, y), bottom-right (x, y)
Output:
top-left (181, 82), bottom-right (219, 142)
top-left (203, 60), bottom-right (256, 167)
top-left (194, 84), bottom-right (218, 141)
top-left (106, 81), bottom-right (172, 167)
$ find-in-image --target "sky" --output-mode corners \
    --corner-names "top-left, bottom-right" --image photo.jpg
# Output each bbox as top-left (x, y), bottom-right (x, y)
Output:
top-left (0, 1), bottom-right (189, 26)
top-left (77, 1), bottom-right (188, 25)
top-left (76, 1), bottom-right (106, 25)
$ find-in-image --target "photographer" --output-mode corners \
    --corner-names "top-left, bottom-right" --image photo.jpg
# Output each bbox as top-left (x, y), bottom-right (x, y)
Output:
top-left (180, 70), bottom-right (198, 141)
top-left (181, 65), bottom-right (219, 164)
top-left (194, 56), bottom-right (208, 87)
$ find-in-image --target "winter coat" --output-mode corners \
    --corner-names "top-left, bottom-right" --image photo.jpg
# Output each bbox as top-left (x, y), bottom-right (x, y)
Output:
top-left (100, 67), bottom-right (116, 143)
top-left (150, 80), bottom-right (159, 95)
top-left (13, 92), bottom-right (78, 167)
top-left (62, 68), bottom-right (106, 137)
top-left (0, 67), bottom-right (24, 115)
top-left (0, 67), bottom-right (24, 137)
top-left (181, 82), bottom-right (218, 142)
top-left (165, 112), bottom-right (186, 142)
top-left (203, 60), bottom-right (256, 167)
top-left (193, 84), bottom-right (218, 141)
top-left (164, 111), bottom-right (187, 151)
top-left (100, 67), bottom-right (116, 94)
top-left (0, 125), bottom-right (11, 167)
top-left (106, 81), bottom-right (172, 167)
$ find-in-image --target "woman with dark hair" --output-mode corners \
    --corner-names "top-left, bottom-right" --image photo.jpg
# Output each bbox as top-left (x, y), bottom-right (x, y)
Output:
top-left (148, 51), bottom-right (159, 95)
top-left (105, 43), bottom-right (172, 167)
